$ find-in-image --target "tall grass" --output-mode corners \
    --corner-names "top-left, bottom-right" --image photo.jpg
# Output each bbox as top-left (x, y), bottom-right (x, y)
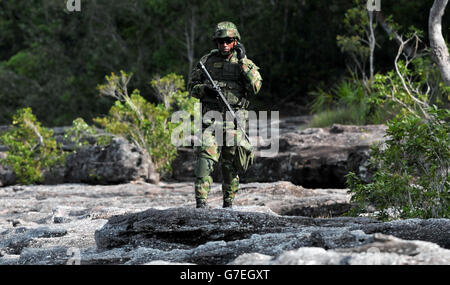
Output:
top-left (307, 78), bottom-right (394, 128)
top-left (308, 105), bottom-right (366, 128)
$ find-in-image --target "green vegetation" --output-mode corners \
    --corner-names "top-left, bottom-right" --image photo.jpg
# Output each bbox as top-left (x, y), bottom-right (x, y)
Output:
top-left (63, 117), bottom-right (112, 149)
top-left (307, 55), bottom-right (448, 128)
top-left (340, 26), bottom-right (450, 219)
top-left (1, 0), bottom-right (447, 125)
top-left (308, 77), bottom-right (394, 128)
top-left (309, 1), bottom-right (449, 129)
top-left (0, 108), bottom-right (66, 184)
top-left (347, 106), bottom-right (449, 220)
top-left (0, 1), bottom-right (448, 220)
top-left (307, 1), bottom-right (450, 219)
top-left (94, 71), bottom-right (197, 177)
top-left (0, 71), bottom-right (196, 183)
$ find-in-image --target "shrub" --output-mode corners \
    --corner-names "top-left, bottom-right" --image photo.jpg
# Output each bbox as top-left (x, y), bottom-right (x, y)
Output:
top-left (346, 106), bottom-right (449, 220)
top-left (150, 73), bottom-right (197, 115)
top-left (307, 77), bottom-right (394, 128)
top-left (94, 71), bottom-right (196, 177)
top-left (308, 105), bottom-right (366, 128)
top-left (0, 108), bottom-right (66, 184)
top-left (63, 117), bottom-right (112, 149)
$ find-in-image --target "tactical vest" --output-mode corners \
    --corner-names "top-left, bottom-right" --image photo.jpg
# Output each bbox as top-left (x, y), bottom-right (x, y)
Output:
top-left (201, 50), bottom-right (249, 108)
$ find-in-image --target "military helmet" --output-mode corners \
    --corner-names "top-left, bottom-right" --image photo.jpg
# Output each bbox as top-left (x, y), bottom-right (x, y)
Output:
top-left (212, 21), bottom-right (241, 40)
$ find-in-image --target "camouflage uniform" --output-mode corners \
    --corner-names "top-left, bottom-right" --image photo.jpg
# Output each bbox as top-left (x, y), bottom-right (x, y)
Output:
top-left (188, 22), bottom-right (262, 208)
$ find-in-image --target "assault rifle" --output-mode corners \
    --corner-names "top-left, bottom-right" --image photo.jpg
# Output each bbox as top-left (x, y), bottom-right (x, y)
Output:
top-left (199, 61), bottom-right (250, 143)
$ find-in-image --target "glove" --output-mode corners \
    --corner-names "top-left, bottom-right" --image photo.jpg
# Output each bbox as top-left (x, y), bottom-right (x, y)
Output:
top-left (200, 84), bottom-right (217, 98)
top-left (235, 42), bottom-right (246, 60)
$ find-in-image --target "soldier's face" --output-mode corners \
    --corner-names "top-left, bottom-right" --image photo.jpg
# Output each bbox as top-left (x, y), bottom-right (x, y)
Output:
top-left (216, 37), bottom-right (236, 56)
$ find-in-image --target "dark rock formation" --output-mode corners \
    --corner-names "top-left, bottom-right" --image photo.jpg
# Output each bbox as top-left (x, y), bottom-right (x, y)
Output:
top-left (0, 226), bottom-right (67, 255)
top-left (64, 138), bottom-right (159, 185)
top-left (0, 120), bottom-right (385, 187)
top-left (96, 207), bottom-right (449, 247)
top-left (0, 128), bottom-right (159, 186)
top-left (94, 208), bottom-right (372, 252)
top-left (0, 152), bottom-right (16, 187)
top-left (171, 123), bottom-right (387, 188)
top-left (230, 233), bottom-right (450, 265)
top-left (93, 207), bottom-right (450, 265)
top-left (0, 182), bottom-right (448, 265)
top-left (361, 218), bottom-right (450, 249)
top-left (246, 124), bottom-right (387, 188)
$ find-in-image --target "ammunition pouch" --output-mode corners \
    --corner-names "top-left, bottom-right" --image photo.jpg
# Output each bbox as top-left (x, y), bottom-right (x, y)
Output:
top-left (234, 137), bottom-right (254, 174)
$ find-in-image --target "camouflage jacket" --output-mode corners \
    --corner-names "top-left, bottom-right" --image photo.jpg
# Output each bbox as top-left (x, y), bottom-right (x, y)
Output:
top-left (188, 49), bottom-right (262, 109)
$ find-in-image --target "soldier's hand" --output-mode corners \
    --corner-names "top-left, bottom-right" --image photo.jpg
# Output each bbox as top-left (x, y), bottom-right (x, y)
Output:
top-left (200, 84), bottom-right (217, 98)
top-left (235, 42), bottom-right (246, 60)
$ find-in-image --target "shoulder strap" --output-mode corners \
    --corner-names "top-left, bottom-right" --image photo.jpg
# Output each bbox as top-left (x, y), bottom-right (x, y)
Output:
top-left (200, 49), bottom-right (219, 65)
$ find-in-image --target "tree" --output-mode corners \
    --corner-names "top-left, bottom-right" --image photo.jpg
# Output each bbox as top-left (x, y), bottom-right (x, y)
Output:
top-left (429, 0), bottom-right (450, 86)
top-left (336, 0), bottom-right (378, 88)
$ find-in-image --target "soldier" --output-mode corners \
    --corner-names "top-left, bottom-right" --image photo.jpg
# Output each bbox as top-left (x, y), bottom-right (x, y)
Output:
top-left (188, 21), bottom-right (262, 208)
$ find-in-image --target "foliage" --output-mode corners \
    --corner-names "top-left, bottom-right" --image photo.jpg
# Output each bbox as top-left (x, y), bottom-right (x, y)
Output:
top-left (1, 0), bottom-right (445, 125)
top-left (150, 73), bottom-right (198, 116)
top-left (371, 56), bottom-right (450, 115)
top-left (308, 105), bottom-right (368, 128)
top-left (0, 108), bottom-right (66, 184)
top-left (311, 25), bottom-right (449, 127)
top-left (336, 0), bottom-right (377, 82)
top-left (307, 76), bottom-right (393, 128)
top-left (63, 117), bottom-right (112, 149)
top-left (346, 106), bottom-right (450, 220)
top-left (94, 71), bottom-right (194, 176)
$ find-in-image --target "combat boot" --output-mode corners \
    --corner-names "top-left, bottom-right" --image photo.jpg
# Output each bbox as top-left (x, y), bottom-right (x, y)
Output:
top-left (196, 199), bottom-right (207, 208)
top-left (223, 199), bottom-right (233, 208)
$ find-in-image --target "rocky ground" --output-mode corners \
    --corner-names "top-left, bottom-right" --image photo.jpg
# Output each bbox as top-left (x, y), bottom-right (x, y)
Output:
top-left (0, 117), bottom-right (449, 265)
top-left (0, 181), bottom-right (449, 265)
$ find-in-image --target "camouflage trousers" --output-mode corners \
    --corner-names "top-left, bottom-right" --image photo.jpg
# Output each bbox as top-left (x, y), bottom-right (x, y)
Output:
top-left (194, 107), bottom-right (247, 204)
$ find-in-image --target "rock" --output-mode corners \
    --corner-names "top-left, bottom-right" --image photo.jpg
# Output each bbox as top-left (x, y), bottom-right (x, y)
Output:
top-left (1, 128), bottom-right (160, 186)
top-left (0, 226), bottom-right (67, 255)
top-left (171, 122), bottom-right (387, 189)
top-left (17, 246), bottom-right (70, 265)
top-left (94, 207), bottom-right (381, 264)
top-left (52, 206), bottom-right (89, 224)
top-left (231, 234), bottom-right (450, 265)
top-left (171, 147), bottom-right (196, 181)
top-left (64, 137), bottom-right (159, 185)
top-left (93, 228), bottom-right (372, 265)
top-left (0, 152), bottom-right (16, 187)
top-left (360, 218), bottom-right (450, 249)
top-left (94, 207), bottom-right (450, 265)
top-left (94, 207), bottom-right (301, 251)
top-left (144, 260), bottom-right (195, 265)
top-left (237, 182), bottom-right (352, 217)
top-left (244, 124), bottom-right (387, 188)
top-left (229, 253), bottom-right (273, 265)
top-left (0, 182), bottom-right (448, 265)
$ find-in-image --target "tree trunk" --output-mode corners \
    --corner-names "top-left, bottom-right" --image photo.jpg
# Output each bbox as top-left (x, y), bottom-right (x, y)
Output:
top-left (368, 11), bottom-right (376, 81)
top-left (429, 0), bottom-right (450, 86)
